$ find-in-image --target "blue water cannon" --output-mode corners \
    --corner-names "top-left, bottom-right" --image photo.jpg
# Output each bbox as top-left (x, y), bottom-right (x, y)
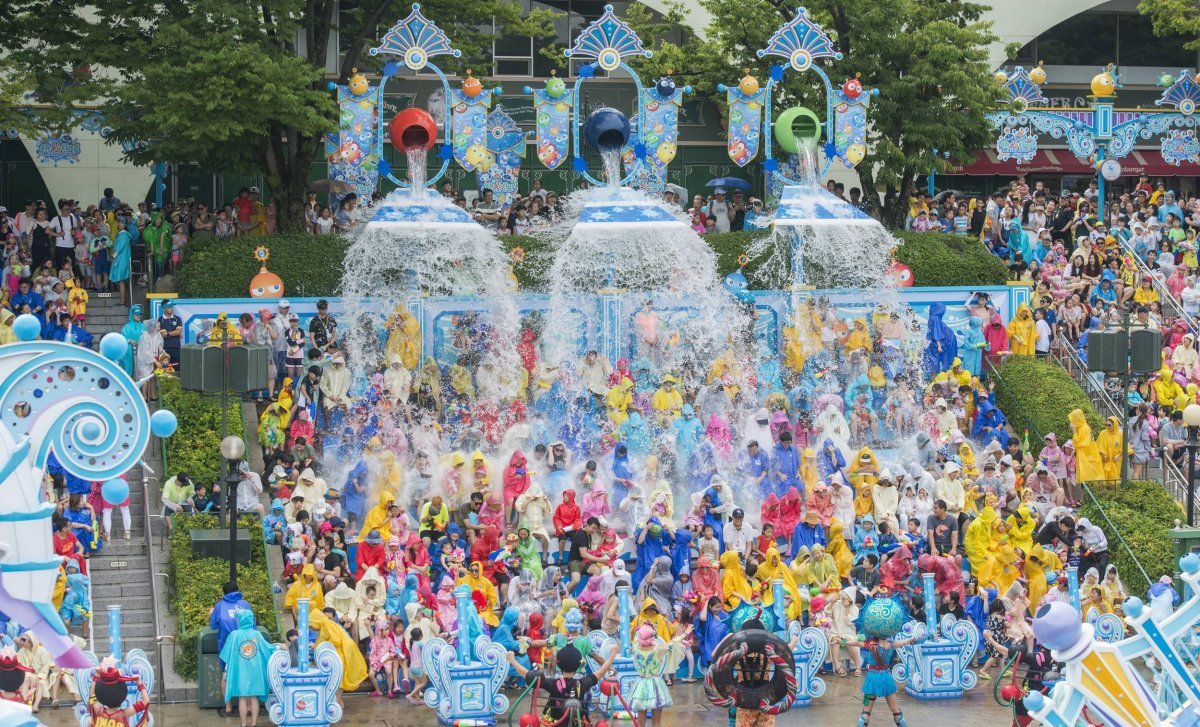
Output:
top-left (583, 107), bottom-right (632, 152)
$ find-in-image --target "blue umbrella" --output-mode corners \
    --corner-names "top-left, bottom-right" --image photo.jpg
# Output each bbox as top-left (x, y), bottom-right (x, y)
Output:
top-left (705, 177), bottom-right (752, 191)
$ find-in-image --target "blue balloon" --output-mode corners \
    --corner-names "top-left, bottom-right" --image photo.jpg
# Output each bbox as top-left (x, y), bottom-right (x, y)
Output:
top-left (150, 410), bottom-right (178, 438)
top-left (101, 478), bottom-right (130, 506)
top-left (99, 332), bottom-right (128, 361)
top-left (13, 314), bottom-right (41, 342)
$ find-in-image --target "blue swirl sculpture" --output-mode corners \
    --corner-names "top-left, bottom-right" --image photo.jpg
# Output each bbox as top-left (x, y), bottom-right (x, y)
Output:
top-left (0, 341), bottom-right (153, 668)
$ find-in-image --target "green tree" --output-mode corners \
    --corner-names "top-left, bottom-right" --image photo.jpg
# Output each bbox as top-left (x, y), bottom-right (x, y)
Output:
top-left (1140, 0), bottom-right (1200, 49)
top-left (9, 0), bottom-right (555, 229)
top-left (626, 0), bottom-right (997, 227)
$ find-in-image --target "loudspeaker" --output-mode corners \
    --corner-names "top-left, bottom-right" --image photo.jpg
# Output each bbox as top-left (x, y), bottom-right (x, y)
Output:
top-left (180, 344), bottom-right (270, 393)
top-left (1129, 328), bottom-right (1163, 374)
top-left (1086, 330), bottom-right (1126, 373)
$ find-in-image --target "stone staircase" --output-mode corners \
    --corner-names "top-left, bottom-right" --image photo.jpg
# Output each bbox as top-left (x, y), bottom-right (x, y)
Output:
top-left (83, 462), bottom-right (158, 659)
top-left (79, 288), bottom-right (141, 345)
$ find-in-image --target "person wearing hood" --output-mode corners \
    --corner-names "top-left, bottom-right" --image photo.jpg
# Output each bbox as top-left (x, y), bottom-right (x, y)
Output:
top-left (458, 560), bottom-right (500, 627)
top-left (960, 317), bottom-right (987, 378)
top-left (1007, 303), bottom-right (1036, 356)
top-left (771, 430), bottom-right (802, 499)
top-left (790, 509), bottom-right (826, 556)
top-left (779, 485), bottom-right (803, 533)
top-left (1040, 432), bottom-right (1069, 484)
top-left (1095, 416), bottom-right (1123, 482)
top-left (117, 305), bottom-right (144, 375)
top-left (924, 302), bottom-right (958, 376)
top-left (284, 564), bottom-right (325, 622)
top-left (490, 606), bottom-right (531, 680)
top-left (502, 450), bottom-right (531, 526)
top-left (515, 480), bottom-right (552, 560)
top-left (1068, 408), bottom-right (1105, 484)
top-left (651, 375), bottom-right (684, 424)
top-left (307, 604), bottom-right (368, 699)
top-left (209, 581), bottom-right (253, 658)
top-left (913, 432), bottom-right (937, 472)
top-left (606, 377), bottom-right (635, 427)
top-left (971, 398), bottom-right (1010, 450)
top-left (872, 469), bottom-right (900, 533)
top-left (673, 403), bottom-right (704, 466)
top-left (718, 550), bottom-right (752, 608)
top-left (816, 437), bottom-right (847, 482)
top-left (633, 517), bottom-right (674, 589)
top-left (325, 580), bottom-right (356, 623)
top-left (828, 473), bottom-right (856, 531)
top-left (933, 461), bottom-right (966, 520)
top-left (130, 315), bottom-right (163, 387)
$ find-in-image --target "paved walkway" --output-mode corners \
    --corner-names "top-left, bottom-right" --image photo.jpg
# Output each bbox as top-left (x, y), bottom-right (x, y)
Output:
top-left (39, 676), bottom-right (1013, 725)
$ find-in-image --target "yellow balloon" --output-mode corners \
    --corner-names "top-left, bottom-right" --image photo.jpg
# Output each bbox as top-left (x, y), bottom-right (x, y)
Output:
top-left (845, 143), bottom-right (866, 166)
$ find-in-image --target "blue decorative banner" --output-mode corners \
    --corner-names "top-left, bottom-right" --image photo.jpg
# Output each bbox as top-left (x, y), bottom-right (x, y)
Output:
top-left (451, 88), bottom-right (495, 171)
top-left (832, 78), bottom-right (873, 168)
top-left (531, 85), bottom-right (573, 170)
top-left (34, 135), bottom-right (81, 166)
top-left (1161, 129), bottom-right (1200, 165)
top-left (619, 115), bottom-right (666, 195)
top-left (642, 82), bottom-right (685, 165)
top-left (995, 126), bottom-right (1039, 163)
top-left (326, 73), bottom-right (382, 203)
top-left (476, 106), bottom-right (526, 205)
top-left (725, 86), bottom-right (765, 166)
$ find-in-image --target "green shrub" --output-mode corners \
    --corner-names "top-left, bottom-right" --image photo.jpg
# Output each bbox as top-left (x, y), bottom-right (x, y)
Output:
top-left (175, 234), bottom-right (348, 299)
top-left (892, 230), bottom-right (1009, 287)
top-left (168, 512), bottom-right (279, 680)
top-left (1080, 479), bottom-right (1181, 598)
top-left (159, 377), bottom-right (245, 485)
top-left (991, 356), bottom-right (1104, 457)
top-left (173, 229), bottom-right (1005, 296)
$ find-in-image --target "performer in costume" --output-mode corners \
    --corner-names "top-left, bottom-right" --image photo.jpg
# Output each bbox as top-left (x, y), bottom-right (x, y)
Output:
top-left (85, 657), bottom-right (150, 727)
top-left (505, 642), bottom-right (620, 727)
top-left (857, 597), bottom-right (920, 727)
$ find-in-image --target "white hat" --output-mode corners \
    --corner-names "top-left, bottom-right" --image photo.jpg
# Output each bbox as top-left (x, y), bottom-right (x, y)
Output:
top-left (288, 313), bottom-right (299, 321)
top-left (943, 461), bottom-right (960, 474)
top-left (249, 185), bottom-right (261, 193)
top-left (278, 299), bottom-right (291, 308)
top-left (1000, 454), bottom-right (1014, 466)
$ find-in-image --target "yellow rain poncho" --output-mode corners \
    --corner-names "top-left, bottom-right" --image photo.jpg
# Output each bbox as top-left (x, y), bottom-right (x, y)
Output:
top-left (808, 544), bottom-right (840, 593)
top-left (1069, 408), bottom-right (1105, 484)
top-left (789, 546), bottom-right (812, 588)
top-left (847, 447), bottom-right (880, 487)
top-left (1153, 367), bottom-right (1184, 408)
top-left (963, 502), bottom-right (997, 575)
top-left (308, 605), bottom-right (368, 691)
top-left (844, 319), bottom-right (872, 354)
top-left (361, 490), bottom-right (396, 542)
top-left (384, 304), bottom-right (421, 370)
top-left (631, 597), bottom-right (673, 642)
top-left (826, 520), bottom-right (853, 579)
top-left (1095, 416), bottom-right (1123, 481)
top-left (758, 547), bottom-right (803, 607)
top-left (1006, 503), bottom-right (1036, 555)
top-left (284, 564), bottom-right (325, 613)
top-left (1025, 544), bottom-right (1062, 613)
top-left (459, 561), bottom-right (500, 627)
top-left (800, 448), bottom-right (819, 492)
top-left (414, 357), bottom-right (442, 407)
top-left (552, 597), bottom-right (578, 635)
top-left (978, 541), bottom-right (1022, 594)
top-left (958, 443), bottom-right (979, 479)
top-left (1007, 304), bottom-right (1036, 356)
top-left (606, 378), bottom-right (634, 426)
top-left (720, 550), bottom-right (753, 608)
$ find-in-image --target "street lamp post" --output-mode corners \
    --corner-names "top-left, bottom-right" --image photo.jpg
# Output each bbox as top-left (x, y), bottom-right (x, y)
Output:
top-left (220, 435), bottom-right (246, 586)
top-left (1184, 405), bottom-right (1200, 527)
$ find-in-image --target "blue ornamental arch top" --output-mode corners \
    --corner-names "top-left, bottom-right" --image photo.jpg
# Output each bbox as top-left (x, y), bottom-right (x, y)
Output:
top-left (1157, 70), bottom-right (1200, 116)
top-left (370, 3), bottom-right (461, 71)
top-left (757, 7), bottom-right (842, 72)
top-left (564, 4), bottom-right (652, 72)
top-left (999, 67), bottom-right (1048, 109)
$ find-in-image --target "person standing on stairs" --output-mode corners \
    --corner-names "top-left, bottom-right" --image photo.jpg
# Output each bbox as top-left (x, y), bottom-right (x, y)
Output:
top-left (211, 581), bottom-right (253, 719)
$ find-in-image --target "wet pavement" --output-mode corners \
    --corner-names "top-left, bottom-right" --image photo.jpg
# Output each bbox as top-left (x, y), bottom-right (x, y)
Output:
top-left (37, 676), bottom-right (1013, 725)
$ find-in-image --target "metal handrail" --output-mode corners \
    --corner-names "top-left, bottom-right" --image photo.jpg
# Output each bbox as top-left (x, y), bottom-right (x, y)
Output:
top-left (985, 358), bottom-right (1153, 588)
top-left (1115, 235), bottom-right (1199, 333)
top-left (141, 468), bottom-right (166, 704)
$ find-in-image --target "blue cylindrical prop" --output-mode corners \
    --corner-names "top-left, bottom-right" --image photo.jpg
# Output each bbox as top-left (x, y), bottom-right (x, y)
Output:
top-left (617, 585), bottom-right (631, 656)
top-left (772, 579), bottom-right (786, 636)
top-left (297, 598), bottom-right (310, 672)
top-left (921, 572), bottom-right (938, 636)
top-left (455, 586), bottom-right (473, 664)
top-left (108, 605), bottom-right (122, 660)
top-left (1067, 565), bottom-right (1080, 612)
top-left (583, 107), bottom-right (631, 152)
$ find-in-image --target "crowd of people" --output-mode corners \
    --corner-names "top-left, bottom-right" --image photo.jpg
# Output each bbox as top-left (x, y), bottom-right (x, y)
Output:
top-left (173, 267), bottom-right (1152, 727)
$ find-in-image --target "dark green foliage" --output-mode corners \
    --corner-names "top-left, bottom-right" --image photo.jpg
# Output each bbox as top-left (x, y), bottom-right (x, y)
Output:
top-left (992, 356), bottom-right (1104, 457)
top-left (892, 231), bottom-right (1009, 287)
top-left (159, 377), bottom-right (245, 486)
top-left (168, 513), bottom-right (278, 680)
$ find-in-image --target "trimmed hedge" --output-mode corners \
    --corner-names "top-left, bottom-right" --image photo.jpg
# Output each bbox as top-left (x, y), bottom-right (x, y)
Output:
top-left (991, 356), bottom-right (1104, 458)
top-left (159, 377), bottom-right (245, 486)
top-left (173, 227), bottom-right (1006, 297)
top-left (1080, 480), bottom-right (1180, 598)
top-left (168, 512), bottom-right (279, 680)
top-left (892, 230), bottom-right (1009, 287)
top-left (174, 233), bottom-right (348, 299)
